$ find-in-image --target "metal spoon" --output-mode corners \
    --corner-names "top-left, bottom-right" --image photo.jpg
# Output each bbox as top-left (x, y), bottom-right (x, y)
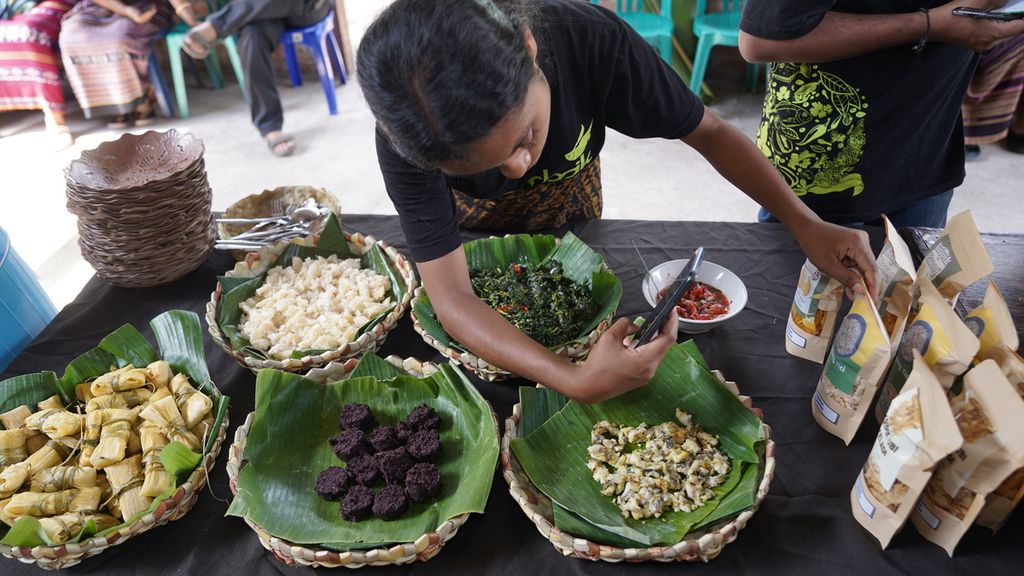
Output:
top-left (216, 199), bottom-right (321, 225)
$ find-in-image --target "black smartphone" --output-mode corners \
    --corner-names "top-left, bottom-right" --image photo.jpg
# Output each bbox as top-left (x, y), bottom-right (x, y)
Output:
top-left (952, 6), bottom-right (1024, 21)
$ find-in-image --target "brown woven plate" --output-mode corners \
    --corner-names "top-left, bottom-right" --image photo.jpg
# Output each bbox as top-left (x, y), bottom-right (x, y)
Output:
top-left (501, 372), bottom-right (775, 562)
top-left (206, 231), bottom-right (418, 374)
top-left (226, 356), bottom-right (496, 568)
top-left (0, 407), bottom-right (229, 570)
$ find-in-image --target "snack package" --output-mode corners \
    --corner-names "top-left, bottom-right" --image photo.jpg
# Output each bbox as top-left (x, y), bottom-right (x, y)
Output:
top-left (975, 347), bottom-right (1024, 531)
top-left (963, 278), bottom-right (1019, 363)
top-left (812, 290), bottom-right (891, 445)
top-left (911, 360), bottom-right (1024, 555)
top-left (874, 215), bottom-right (916, 345)
top-left (851, 354), bottom-right (963, 549)
top-left (786, 259), bottom-right (844, 363)
top-left (916, 210), bottom-right (993, 304)
top-left (875, 279), bottom-right (979, 422)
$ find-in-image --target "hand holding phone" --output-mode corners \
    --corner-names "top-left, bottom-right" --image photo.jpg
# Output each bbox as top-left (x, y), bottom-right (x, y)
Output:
top-left (952, 6), bottom-right (1024, 21)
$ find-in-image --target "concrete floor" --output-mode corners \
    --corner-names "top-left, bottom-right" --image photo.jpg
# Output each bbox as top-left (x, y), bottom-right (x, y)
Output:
top-left (1, 1), bottom-right (1021, 311)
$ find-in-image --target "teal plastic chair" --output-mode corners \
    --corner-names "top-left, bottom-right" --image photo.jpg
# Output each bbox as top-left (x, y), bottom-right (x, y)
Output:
top-left (597, 1), bottom-right (674, 64)
top-left (163, 1), bottom-right (247, 118)
top-left (690, 0), bottom-right (762, 94)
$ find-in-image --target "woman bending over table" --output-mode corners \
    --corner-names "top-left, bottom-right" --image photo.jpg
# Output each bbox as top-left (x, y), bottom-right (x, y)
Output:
top-left (357, 0), bottom-right (878, 403)
top-left (0, 0), bottom-right (79, 149)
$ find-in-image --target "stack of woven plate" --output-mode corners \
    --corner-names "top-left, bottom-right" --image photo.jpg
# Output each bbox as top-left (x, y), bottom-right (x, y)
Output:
top-left (65, 130), bottom-right (214, 288)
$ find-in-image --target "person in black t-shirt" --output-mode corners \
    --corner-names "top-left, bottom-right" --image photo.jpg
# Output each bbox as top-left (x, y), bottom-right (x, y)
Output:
top-left (739, 0), bottom-right (1024, 228)
top-left (357, 0), bottom-right (878, 403)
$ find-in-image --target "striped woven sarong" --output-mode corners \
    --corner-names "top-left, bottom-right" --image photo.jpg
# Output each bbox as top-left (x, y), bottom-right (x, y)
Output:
top-left (0, 1), bottom-right (76, 112)
top-left (58, 0), bottom-right (169, 119)
top-left (453, 158), bottom-right (603, 232)
top-left (963, 35), bottom-right (1024, 145)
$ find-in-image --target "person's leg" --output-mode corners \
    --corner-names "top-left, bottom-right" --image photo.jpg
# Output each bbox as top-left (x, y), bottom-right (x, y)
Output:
top-left (882, 190), bottom-right (954, 229)
top-left (236, 19), bottom-right (294, 156)
top-left (284, 0), bottom-right (332, 29)
top-left (185, 0), bottom-right (299, 58)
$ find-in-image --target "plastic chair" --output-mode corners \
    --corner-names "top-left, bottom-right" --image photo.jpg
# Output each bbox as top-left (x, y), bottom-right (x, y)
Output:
top-left (0, 226), bottom-right (57, 373)
top-left (690, 0), bottom-right (762, 94)
top-left (281, 10), bottom-right (348, 115)
top-left (148, 51), bottom-right (176, 118)
top-left (599, 1), bottom-right (674, 64)
top-left (163, 1), bottom-right (248, 118)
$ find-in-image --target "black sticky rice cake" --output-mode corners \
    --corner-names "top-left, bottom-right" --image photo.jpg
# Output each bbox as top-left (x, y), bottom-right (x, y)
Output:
top-left (405, 462), bottom-right (442, 503)
top-left (340, 484), bottom-right (375, 521)
top-left (406, 428), bottom-right (441, 462)
top-left (377, 446), bottom-right (415, 485)
top-left (330, 429), bottom-right (371, 461)
top-left (369, 425), bottom-right (401, 452)
top-left (347, 453), bottom-right (381, 486)
top-left (314, 466), bottom-right (352, 501)
top-left (372, 485), bottom-right (409, 520)
top-left (339, 403), bottom-right (376, 431)
top-left (405, 403), bottom-right (439, 431)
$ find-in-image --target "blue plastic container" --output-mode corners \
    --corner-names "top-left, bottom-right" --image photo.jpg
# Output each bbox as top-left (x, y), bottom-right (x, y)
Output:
top-left (0, 226), bottom-right (57, 372)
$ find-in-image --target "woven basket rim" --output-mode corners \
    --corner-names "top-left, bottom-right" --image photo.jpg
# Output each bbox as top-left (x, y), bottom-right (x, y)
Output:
top-left (225, 355), bottom-right (499, 568)
top-left (0, 394), bottom-right (230, 569)
top-left (500, 379), bottom-right (776, 562)
top-left (206, 231), bottom-right (418, 374)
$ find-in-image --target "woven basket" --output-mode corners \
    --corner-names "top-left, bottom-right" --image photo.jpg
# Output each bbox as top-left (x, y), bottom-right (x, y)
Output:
top-left (206, 232), bottom-right (418, 374)
top-left (217, 186), bottom-right (343, 260)
top-left (501, 372), bottom-right (775, 562)
top-left (0, 411), bottom-right (230, 570)
top-left (409, 233), bottom-right (616, 381)
top-left (226, 355), bottom-right (493, 568)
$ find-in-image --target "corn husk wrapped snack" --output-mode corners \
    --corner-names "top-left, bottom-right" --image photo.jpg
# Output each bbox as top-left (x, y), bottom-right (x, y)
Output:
top-left (911, 360), bottom-right (1024, 555)
top-left (411, 232), bottom-right (621, 381)
top-left (812, 289), bottom-right (891, 444)
top-left (916, 210), bottom-right (993, 304)
top-left (226, 354), bottom-right (498, 562)
top-left (875, 279), bottom-right (979, 422)
top-left (785, 259), bottom-right (844, 363)
top-left (210, 213), bottom-right (416, 374)
top-left (852, 354), bottom-right (964, 548)
top-left (0, 311), bottom-right (229, 570)
top-left (508, 342), bottom-right (769, 554)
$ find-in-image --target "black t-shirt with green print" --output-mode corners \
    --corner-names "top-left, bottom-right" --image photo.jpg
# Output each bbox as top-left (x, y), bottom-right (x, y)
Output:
top-left (740, 0), bottom-right (977, 224)
top-left (375, 0), bottom-right (704, 263)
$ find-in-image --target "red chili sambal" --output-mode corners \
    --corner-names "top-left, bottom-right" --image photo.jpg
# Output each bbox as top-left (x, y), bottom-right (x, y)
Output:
top-left (657, 282), bottom-right (730, 321)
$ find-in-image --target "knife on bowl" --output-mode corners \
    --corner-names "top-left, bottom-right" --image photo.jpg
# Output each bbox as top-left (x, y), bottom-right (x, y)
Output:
top-left (635, 246), bottom-right (705, 347)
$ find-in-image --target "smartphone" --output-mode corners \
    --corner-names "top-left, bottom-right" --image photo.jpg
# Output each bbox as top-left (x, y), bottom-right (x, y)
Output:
top-left (952, 6), bottom-right (1024, 21)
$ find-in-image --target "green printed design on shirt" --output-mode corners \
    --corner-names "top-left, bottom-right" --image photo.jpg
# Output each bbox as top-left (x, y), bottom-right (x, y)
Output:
top-left (757, 63), bottom-right (867, 198)
top-left (527, 121), bottom-right (594, 187)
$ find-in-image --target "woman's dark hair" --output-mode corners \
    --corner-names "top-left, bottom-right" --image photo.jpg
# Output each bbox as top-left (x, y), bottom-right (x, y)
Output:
top-left (357, 0), bottom-right (538, 168)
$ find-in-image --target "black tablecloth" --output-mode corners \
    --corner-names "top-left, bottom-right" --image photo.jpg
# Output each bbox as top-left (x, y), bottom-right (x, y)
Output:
top-left (3, 216), bottom-right (1021, 575)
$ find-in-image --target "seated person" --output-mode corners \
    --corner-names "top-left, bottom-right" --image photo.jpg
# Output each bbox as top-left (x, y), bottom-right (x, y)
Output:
top-left (181, 0), bottom-right (332, 157)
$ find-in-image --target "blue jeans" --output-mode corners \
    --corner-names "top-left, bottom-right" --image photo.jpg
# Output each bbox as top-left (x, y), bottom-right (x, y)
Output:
top-left (757, 190), bottom-right (955, 229)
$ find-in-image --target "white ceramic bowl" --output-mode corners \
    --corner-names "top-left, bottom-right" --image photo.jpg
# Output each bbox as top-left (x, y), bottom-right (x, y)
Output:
top-left (641, 259), bottom-right (748, 334)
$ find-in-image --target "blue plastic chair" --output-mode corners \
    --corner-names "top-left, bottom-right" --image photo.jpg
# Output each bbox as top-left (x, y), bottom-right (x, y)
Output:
top-left (0, 226), bottom-right (57, 373)
top-left (281, 10), bottom-right (348, 115)
top-left (163, 1), bottom-right (248, 118)
top-left (148, 51), bottom-right (176, 118)
top-left (690, 0), bottom-right (762, 94)
top-left (599, 1), bottom-right (674, 64)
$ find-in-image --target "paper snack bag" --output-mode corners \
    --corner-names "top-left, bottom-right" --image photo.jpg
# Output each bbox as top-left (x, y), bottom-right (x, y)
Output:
top-left (975, 347), bottom-right (1024, 531)
top-left (917, 210), bottom-right (993, 304)
top-left (812, 290), bottom-right (891, 444)
top-left (964, 278), bottom-right (1019, 362)
top-left (875, 279), bottom-right (980, 422)
top-left (786, 259), bottom-right (844, 363)
top-left (874, 215), bottom-right (916, 345)
top-left (851, 354), bottom-right (963, 549)
top-left (911, 361), bottom-right (1024, 555)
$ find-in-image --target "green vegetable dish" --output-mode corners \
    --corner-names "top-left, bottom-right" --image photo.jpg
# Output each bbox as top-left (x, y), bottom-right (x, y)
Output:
top-left (471, 260), bottom-right (594, 347)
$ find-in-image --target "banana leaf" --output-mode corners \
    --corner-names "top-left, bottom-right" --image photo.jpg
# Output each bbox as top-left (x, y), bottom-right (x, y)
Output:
top-left (413, 232), bottom-right (622, 353)
top-left (0, 310), bottom-right (229, 546)
top-left (215, 213), bottom-right (409, 359)
top-left (510, 342), bottom-right (764, 546)
top-left (226, 357), bottom-right (498, 549)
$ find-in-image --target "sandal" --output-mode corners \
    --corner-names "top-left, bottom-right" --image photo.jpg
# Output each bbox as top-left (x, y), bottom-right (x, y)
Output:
top-left (265, 133), bottom-right (296, 157)
top-left (183, 28), bottom-right (214, 60)
top-left (1007, 132), bottom-right (1024, 155)
top-left (132, 94), bottom-right (158, 127)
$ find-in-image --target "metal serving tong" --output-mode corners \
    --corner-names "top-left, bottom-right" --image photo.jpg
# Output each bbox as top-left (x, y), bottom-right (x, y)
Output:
top-left (635, 246), bottom-right (705, 347)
